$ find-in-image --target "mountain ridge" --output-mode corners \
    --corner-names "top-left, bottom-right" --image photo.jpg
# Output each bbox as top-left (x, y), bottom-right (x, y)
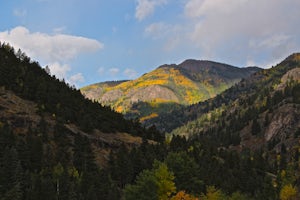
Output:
top-left (81, 59), bottom-right (260, 121)
top-left (166, 53), bottom-right (300, 149)
top-left (146, 53), bottom-right (300, 133)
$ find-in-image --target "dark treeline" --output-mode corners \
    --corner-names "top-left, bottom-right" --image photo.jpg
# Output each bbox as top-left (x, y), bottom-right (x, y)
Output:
top-left (0, 43), bottom-right (299, 199)
top-left (1, 120), bottom-right (299, 199)
top-left (0, 42), bottom-right (163, 142)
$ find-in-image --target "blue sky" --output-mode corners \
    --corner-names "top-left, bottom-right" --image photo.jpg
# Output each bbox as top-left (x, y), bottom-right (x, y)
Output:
top-left (1, 0), bottom-right (300, 87)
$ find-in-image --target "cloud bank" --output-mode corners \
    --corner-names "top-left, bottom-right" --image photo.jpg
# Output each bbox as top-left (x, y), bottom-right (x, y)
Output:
top-left (69, 73), bottom-right (85, 87)
top-left (0, 26), bottom-right (103, 63)
top-left (0, 26), bottom-right (103, 86)
top-left (146, 0), bottom-right (300, 67)
top-left (189, 0), bottom-right (300, 65)
top-left (47, 62), bottom-right (71, 80)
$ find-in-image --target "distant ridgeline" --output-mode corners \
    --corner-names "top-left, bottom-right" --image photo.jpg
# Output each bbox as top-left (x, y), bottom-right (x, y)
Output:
top-left (81, 59), bottom-right (260, 129)
top-left (152, 53), bottom-right (300, 137)
top-left (164, 54), bottom-right (300, 154)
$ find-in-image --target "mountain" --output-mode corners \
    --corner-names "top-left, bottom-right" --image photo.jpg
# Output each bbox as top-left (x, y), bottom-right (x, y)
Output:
top-left (81, 60), bottom-right (260, 122)
top-left (145, 54), bottom-right (300, 134)
top-left (1, 43), bottom-right (300, 199)
top-left (166, 53), bottom-right (300, 151)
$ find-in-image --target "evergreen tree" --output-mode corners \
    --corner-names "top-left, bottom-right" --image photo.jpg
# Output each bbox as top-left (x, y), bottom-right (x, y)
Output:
top-left (124, 161), bottom-right (176, 200)
top-left (251, 119), bottom-right (261, 135)
top-left (166, 151), bottom-right (203, 194)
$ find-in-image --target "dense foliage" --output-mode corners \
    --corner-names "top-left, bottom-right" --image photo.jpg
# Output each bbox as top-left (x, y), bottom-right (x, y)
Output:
top-left (0, 42), bottom-right (163, 141)
top-left (2, 120), bottom-right (299, 199)
top-left (0, 43), bottom-right (299, 199)
top-left (170, 54), bottom-right (300, 146)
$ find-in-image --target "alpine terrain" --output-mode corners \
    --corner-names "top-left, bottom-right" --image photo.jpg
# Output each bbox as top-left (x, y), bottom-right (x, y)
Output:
top-left (0, 43), bottom-right (299, 199)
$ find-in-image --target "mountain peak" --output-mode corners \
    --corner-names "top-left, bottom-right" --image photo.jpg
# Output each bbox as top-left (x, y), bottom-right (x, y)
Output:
top-left (180, 59), bottom-right (222, 66)
top-left (283, 52), bottom-right (300, 63)
top-left (81, 59), bottom-right (260, 122)
top-left (157, 63), bottom-right (176, 69)
top-left (178, 59), bottom-right (242, 74)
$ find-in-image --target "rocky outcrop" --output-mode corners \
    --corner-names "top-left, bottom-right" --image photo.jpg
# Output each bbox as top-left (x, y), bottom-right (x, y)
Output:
top-left (127, 85), bottom-right (179, 103)
top-left (265, 103), bottom-right (300, 142)
top-left (277, 67), bottom-right (300, 90)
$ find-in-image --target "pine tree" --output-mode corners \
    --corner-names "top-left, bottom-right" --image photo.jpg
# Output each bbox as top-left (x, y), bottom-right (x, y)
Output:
top-left (251, 119), bottom-right (261, 135)
top-left (124, 161), bottom-right (176, 200)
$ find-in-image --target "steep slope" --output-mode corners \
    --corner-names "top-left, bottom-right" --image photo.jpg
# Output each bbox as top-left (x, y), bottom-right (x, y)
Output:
top-left (169, 53), bottom-right (300, 152)
top-left (0, 88), bottom-right (148, 164)
top-left (0, 43), bottom-right (164, 199)
top-left (81, 80), bottom-right (128, 101)
top-left (81, 60), bottom-right (260, 121)
top-left (0, 43), bottom-right (162, 163)
top-left (147, 54), bottom-right (300, 133)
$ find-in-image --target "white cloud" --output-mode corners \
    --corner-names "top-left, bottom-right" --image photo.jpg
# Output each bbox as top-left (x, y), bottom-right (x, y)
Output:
top-left (185, 0), bottom-right (248, 18)
top-left (181, 0), bottom-right (300, 65)
top-left (69, 73), bottom-right (85, 86)
top-left (140, 0), bottom-right (300, 67)
top-left (109, 68), bottom-right (120, 76)
top-left (124, 68), bottom-right (138, 79)
top-left (0, 26), bottom-right (103, 63)
top-left (135, 0), bottom-right (167, 21)
top-left (48, 62), bottom-right (71, 80)
top-left (47, 63), bottom-right (85, 87)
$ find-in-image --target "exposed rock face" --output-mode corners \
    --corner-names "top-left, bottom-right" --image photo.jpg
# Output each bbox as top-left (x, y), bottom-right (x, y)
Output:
top-left (83, 87), bottom-right (104, 101)
top-left (265, 104), bottom-right (300, 142)
top-left (127, 85), bottom-right (179, 103)
top-left (282, 67), bottom-right (300, 81)
top-left (101, 89), bottom-right (123, 102)
top-left (277, 67), bottom-right (300, 90)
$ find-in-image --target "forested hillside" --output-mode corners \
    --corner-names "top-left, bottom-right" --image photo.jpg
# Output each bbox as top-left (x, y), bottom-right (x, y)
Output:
top-left (0, 43), bottom-right (299, 200)
top-left (81, 60), bottom-right (259, 124)
top-left (148, 54), bottom-right (300, 134)
top-left (0, 43), bottom-right (162, 199)
top-left (171, 54), bottom-right (300, 147)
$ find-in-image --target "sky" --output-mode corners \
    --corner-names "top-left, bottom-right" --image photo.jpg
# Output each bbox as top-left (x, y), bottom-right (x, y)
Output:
top-left (1, 0), bottom-right (300, 87)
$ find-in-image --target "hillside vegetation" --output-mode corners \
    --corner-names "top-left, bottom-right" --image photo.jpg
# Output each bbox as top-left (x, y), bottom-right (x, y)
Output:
top-left (1, 43), bottom-right (300, 199)
top-left (170, 54), bottom-right (300, 150)
top-left (81, 60), bottom-right (260, 122)
top-left (146, 54), bottom-right (300, 134)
